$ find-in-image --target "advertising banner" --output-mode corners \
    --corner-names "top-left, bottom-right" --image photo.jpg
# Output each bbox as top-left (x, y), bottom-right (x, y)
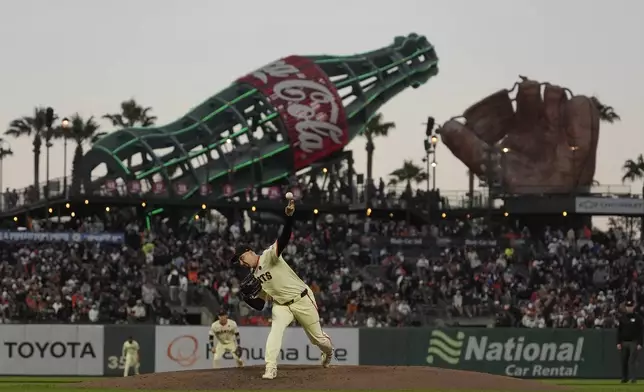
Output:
top-left (238, 56), bottom-right (348, 171)
top-left (359, 328), bottom-right (635, 379)
top-left (155, 326), bottom-right (358, 372)
top-left (386, 236), bottom-right (430, 246)
top-left (103, 325), bottom-right (156, 376)
top-left (379, 236), bottom-right (524, 249)
top-left (436, 237), bottom-right (499, 247)
top-left (0, 325), bottom-right (104, 375)
top-left (575, 197), bottom-right (644, 215)
top-left (0, 231), bottom-right (125, 243)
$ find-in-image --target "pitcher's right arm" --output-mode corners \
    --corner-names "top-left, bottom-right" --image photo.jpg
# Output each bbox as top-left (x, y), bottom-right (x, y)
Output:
top-left (266, 200), bottom-right (295, 265)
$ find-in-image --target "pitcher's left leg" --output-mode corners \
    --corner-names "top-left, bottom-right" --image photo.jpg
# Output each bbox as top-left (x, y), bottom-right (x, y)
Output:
top-left (291, 290), bottom-right (333, 367)
top-left (263, 304), bottom-right (294, 379)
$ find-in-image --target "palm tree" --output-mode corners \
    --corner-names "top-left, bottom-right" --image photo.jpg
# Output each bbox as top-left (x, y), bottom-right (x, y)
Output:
top-left (362, 113), bottom-right (395, 202)
top-left (591, 96), bottom-right (621, 123)
top-left (57, 114), bottom-right (105, 195)
top-left (622, 154), bottom-right (644, 237)
top-left (4, 107), bottom-right (57, 195)
top-left (389, 160), bottom-right (428, 195)
top-left (102, 99), bottom-right (157, 128)
top-left (622, 154), bottom-right (644, 184)
top-left (608, 216), bottom-right (641, 241)
top-left (0, 138), bottom-right (13, 194)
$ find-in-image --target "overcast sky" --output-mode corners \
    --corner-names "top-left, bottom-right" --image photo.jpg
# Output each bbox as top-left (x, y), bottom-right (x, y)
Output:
top-left (0, 0), bottom-right (642, 199)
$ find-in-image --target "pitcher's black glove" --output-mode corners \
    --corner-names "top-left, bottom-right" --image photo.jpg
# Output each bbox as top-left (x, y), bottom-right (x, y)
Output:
top-left (240, 273), bottom-right (262, 299)
top-left (235, 346), bottom-right (243, 358)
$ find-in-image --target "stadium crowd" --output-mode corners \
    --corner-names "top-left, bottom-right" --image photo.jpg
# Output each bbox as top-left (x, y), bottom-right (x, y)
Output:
top-left (0, 200), bottom-right (641, 329)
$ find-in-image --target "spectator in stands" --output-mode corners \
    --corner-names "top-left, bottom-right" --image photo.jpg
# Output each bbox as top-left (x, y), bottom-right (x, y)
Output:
top-left (167, 270), bottom-right (180, 303)
top-left (2, 190), bottom-right (642, 331)
top-left (89, 304), bottom-right (99, 322)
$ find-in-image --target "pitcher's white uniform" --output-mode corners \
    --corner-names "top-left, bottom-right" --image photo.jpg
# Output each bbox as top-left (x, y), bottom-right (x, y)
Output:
top-left (254, 244), bottom-right (333, 370)
top-left (122, 340), bottom-right (140, 377)
top-left (209, 319), bottom-right (243, 368)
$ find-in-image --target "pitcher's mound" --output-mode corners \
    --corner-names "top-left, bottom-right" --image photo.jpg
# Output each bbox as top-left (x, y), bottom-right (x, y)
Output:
top-left (76, 366), bottom-right (567, 390)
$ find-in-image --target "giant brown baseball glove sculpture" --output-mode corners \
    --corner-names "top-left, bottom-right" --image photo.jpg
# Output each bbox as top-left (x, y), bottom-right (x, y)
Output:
top-left (441, 78), bottom-right (600, 194)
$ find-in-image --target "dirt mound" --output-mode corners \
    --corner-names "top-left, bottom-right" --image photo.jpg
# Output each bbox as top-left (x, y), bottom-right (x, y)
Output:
top-left (75, 365), bottom-right (567, 390)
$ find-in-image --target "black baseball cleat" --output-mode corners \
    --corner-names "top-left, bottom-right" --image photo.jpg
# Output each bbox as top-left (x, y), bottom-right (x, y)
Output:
top-left (621, 379), bottom-right (628, 384)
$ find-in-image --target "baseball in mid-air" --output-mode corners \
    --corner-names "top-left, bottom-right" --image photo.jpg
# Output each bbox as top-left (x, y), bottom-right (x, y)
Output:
top-left (285, 192), bottom-right (294, 200)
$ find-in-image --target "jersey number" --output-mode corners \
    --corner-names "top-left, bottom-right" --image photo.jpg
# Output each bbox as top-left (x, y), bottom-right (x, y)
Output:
top-left (107, 355), bottom-right (126, 370)
top-left (258, 272), bottom-right (272, 283)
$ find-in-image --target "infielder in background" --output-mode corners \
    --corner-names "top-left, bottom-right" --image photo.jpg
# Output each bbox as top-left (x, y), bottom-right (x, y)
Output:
top-left (209, 309), bottom-right (244, 369)
top-left (122, 336), bottom-right (140, 377)
top-left (232, 195), bottom-right (334, 380)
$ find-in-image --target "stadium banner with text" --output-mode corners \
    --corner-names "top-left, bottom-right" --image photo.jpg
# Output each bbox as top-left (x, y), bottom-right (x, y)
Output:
top-left (0, 324), bottom-right (104, 375)
top-left (103, 325), bottom-right (156, 376)
top-left (575, 196), bottom-right (644, 215)
top-left (154, 326), bottom-right (359, 372)
top-left (379, 236), bottom-right (527, 249)
top-left (0, 231), bottom-right (125, 243)
top-left (359, 328), bottom-right (635, 379)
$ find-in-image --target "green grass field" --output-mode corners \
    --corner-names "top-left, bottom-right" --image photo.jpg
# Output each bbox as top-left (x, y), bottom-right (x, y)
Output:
top-left (0, 377), bottom-right (641, 392)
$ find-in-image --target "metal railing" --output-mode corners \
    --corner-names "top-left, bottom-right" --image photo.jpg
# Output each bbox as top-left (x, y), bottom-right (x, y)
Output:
top-left (506, 183), bottom-right (634, 196)
top-left (1, 176), bottom-right (74, 212)
top-left (1, 175), bottom-right (639, 213)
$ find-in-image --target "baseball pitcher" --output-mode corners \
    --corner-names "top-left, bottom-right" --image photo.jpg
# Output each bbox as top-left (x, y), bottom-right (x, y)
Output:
top-left (122, 336), bottom-right (140, 377)
top-left (209, 310), bottom-right (244, 369)
top-left (232, 198), bottom-right (334, 380)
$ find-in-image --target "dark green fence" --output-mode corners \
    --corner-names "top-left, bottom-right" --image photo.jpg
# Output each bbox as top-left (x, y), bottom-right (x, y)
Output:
top-left (359, 328), bottom-right (634, 379)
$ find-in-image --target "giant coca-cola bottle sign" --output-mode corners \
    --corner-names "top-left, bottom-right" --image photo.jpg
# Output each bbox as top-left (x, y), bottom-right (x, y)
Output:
top-left (238, 56), bottom-right (348, 170)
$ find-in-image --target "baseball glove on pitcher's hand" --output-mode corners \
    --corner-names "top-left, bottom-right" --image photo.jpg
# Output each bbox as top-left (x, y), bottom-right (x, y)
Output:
top-left (240, 273), bottom-right (262, 299)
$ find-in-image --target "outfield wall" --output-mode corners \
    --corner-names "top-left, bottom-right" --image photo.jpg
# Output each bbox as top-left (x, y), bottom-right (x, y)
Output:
top-left (0, 325), bottom-right (630, 378)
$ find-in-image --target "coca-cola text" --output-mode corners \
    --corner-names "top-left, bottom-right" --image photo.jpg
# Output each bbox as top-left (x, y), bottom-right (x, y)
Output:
top-left (238, 56), bottom-right (348, 170)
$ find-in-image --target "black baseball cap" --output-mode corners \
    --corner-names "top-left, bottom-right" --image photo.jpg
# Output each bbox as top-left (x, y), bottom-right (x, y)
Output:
top-left (626, 300), bottom-right (635, 307)
top-left (231, 244), bottom-right (252, 264)
top-left (218, 309), bottom-right (228, 316)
